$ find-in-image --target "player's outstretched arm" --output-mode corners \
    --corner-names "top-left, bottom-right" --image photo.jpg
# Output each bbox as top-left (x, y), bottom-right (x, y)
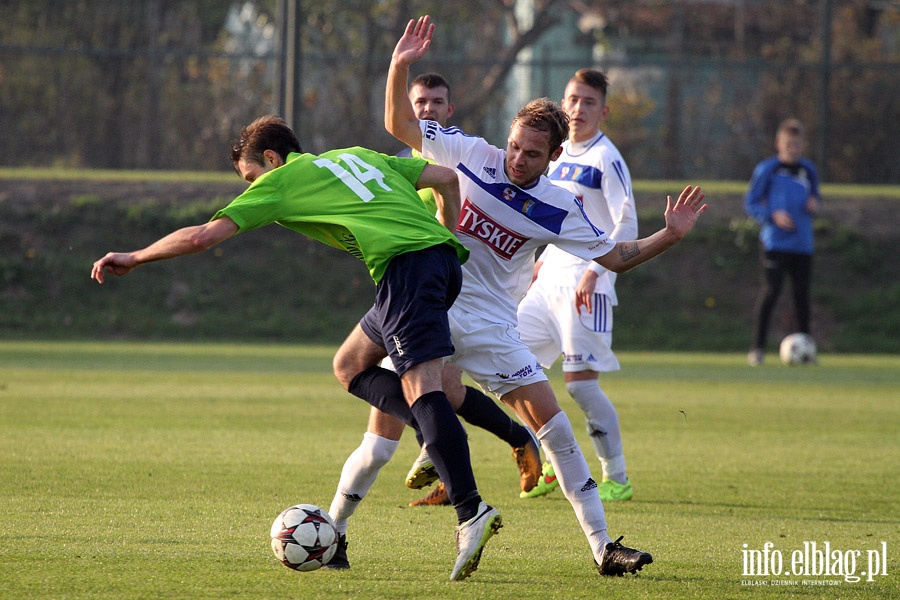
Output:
top-left (91, 217), bottom-right (238, 284)
top-left (385, 16), bottom-right (434, 151)
top-left (594, 185), bottom-right (707, 274)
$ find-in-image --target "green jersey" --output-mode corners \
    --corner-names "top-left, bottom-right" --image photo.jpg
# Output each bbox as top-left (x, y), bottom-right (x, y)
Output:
top-left (212, 147), bottom-right (468, 283)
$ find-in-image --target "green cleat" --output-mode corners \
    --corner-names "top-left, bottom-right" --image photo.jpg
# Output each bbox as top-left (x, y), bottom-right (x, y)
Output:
top-left (599, 477), bottom-right (633, 502)
top-left (405, 445), bottom-right (439, 490)
top-left (519, 461), bottom-right (559, 499)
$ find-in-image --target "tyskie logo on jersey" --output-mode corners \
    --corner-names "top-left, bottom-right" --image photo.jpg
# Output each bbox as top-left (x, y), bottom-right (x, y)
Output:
top-left (457, 198), bottom-right (530, 260)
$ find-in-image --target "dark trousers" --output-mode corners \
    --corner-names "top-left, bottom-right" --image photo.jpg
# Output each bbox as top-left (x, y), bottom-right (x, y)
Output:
top-left (753, 250), bottom-right (812, 349)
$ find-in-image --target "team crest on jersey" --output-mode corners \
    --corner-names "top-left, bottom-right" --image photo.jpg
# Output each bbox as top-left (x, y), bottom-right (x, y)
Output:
top-left (559, 165), bottom-right (584, 181)
top-left (482, 166), bottom-right (496, 179)
top-left (521, 198), bottom-right (536, 216)
top-left (502, 187), bottom-right (516, 202)
top-left (550, 162), bottom-right (603, 189)
top-left (457, 198), bottom-right (530, 260)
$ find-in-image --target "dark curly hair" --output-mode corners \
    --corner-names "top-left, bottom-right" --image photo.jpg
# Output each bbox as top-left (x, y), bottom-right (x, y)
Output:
top-left (230, 115), bottom-right (302, 169)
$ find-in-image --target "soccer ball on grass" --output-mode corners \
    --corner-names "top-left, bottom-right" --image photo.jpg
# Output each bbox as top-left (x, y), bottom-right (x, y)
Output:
top-left (779, 333), bottom-right (817, 366)
top-left (270, 504), bottom-right (338, 571)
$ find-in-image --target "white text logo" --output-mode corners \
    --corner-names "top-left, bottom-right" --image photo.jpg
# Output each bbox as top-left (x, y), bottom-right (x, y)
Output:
top-left (457, 199), bottom-right (529, 260)
top-left (741, 541), bottom-right (888, 584)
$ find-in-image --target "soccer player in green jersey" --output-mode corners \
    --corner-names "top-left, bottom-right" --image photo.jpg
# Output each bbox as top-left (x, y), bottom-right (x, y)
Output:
top-left (90, 115), bottom-right (501, 581)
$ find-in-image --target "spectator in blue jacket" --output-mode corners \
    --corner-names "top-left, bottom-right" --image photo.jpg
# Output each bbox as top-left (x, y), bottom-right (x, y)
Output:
top-left (745, 118), bottom-right (820, 366)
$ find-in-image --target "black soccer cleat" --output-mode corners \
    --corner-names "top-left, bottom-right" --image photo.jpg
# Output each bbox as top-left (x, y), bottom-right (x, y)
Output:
top-left (323, 534), bottom-right (350, 570)
top-left (595, 536), bottom-right (653, 576)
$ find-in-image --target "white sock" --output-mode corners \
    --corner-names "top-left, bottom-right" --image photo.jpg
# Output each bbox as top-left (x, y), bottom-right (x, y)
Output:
top-left (537, 411), bottom-right (612, 562)
top-left (566, 379), bottom-right (627, 483)
top-left (328, 432), bottom-right (399, 535)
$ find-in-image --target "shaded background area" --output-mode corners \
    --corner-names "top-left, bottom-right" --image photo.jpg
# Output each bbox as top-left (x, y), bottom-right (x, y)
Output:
top-left (2, 177), bottom-right (897, 353)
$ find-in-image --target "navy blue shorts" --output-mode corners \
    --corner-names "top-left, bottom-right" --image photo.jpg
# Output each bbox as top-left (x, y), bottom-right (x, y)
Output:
top-left (360, 244), bottom-right (462, 377)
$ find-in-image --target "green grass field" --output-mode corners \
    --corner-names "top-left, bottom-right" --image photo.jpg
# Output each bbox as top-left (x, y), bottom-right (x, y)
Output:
top-left (1, 341), bottom-right (897, 599)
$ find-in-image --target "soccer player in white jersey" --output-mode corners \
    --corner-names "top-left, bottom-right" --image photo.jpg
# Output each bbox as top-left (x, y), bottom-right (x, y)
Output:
top-left (398, 73), bottom-right (542, 508)
top-left (517, 68), bottom-right (638, 503)
top-left (326, 15), bottom-right (707, 579)
top-left (326, 73), bottom-right (541, 532)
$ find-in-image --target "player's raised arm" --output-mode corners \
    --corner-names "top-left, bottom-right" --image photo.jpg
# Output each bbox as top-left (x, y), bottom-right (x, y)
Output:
top-left (594, 185), bottom-right (708, 274)
top-left (385, 16), bottom-right (434, 151)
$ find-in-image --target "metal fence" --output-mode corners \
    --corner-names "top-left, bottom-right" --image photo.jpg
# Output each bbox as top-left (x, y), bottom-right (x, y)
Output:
top-left (2, 4), bottom-right (898, 184)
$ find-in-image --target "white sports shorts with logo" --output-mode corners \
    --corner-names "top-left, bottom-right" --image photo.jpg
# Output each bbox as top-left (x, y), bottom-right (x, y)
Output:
top-left (517, 282), bottom-right (621, 373)
top-left (447, 305), bottom-right (548, 398)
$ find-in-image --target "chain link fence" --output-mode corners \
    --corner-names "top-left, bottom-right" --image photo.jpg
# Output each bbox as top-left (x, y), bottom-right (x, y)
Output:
top-left (1, 1), bottom-right (898, 183)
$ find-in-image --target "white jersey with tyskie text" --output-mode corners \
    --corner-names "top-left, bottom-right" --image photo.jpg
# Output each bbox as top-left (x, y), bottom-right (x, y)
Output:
top-left (419, 120), bottom-right (615, 324)
top-left (538, 132), bottom-right (637, 302)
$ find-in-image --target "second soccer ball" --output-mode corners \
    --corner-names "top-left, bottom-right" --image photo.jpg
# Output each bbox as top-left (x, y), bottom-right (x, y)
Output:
top-left (779, 333), bottom-right (817, 366)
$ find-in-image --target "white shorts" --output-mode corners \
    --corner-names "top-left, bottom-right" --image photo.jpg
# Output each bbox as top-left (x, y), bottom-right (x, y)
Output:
top-left (517, 283), bottom-right (620, 373)
top-left (448, 305), bottom-right (547, 398)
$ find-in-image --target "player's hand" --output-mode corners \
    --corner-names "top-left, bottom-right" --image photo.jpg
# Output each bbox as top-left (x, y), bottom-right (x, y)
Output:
top-left (393, 15), bottom-right (434, 66)
top-left (664, 185), bottom-right (707, 240)
top-left (772, 209), bottom-right (795, 230)
top-left (91, 252), bottom-right (138, 284)
top-left (574, 270), bottom-right (599, 315)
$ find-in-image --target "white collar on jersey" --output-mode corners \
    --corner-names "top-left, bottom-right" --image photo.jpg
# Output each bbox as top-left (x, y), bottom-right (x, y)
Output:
top-left (567, 131), bottom-right (605, 156)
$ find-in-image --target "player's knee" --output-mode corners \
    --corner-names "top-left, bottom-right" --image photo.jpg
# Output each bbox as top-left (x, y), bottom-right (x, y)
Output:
top-left (357, 432), bottom-right (400, 470)
top-left (364, 442), bottom-right (397, 468)
top-left (332, 352), bottom-right (359, 390)
top-left (538, 411), bottom-right (578, 453)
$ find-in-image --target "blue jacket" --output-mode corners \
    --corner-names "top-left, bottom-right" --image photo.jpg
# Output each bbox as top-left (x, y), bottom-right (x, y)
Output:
top-left (744, 156), bottom-right (819, 255)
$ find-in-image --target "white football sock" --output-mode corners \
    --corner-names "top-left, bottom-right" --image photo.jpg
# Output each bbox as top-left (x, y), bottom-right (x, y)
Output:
top-left (537, 411), bottom-right (612, 562)
top-left (328, 432), bottom-right (399, 534)
top-left (566, 379), bottom-right (627, 483)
